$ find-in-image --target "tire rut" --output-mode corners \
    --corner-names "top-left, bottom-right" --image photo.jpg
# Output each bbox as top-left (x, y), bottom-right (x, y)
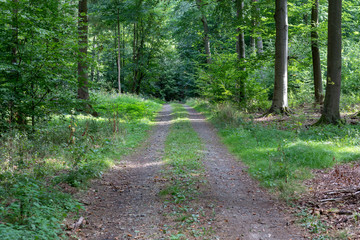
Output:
top-left (78, 104), bottom-right (173, 240)
top-left (184, 105), bottom-right (306, 240)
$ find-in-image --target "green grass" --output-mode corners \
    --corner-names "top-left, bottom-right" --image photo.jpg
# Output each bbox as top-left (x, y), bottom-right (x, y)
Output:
top-left (0, 92), bottom-right (162, 240)
top-left (159, 103), bottom-right (210, 238)
top-left (93, 91), bottom-right (162, 120)
top-left (160, 103), bottom-right (204, 203)
top-left (187, 98), bottom-right (360, 199)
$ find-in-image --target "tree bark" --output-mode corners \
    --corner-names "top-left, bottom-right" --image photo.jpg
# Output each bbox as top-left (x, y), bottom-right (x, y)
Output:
top-left (78, 0), bottom-right (89, 100)
top-left (196, 0), bottom-right (212, 64)
top-left (311, 0), bottom-right (323, 105)
top-left (318, 0), bottom-right (342, 124)
top-left (250, 37), bottom-right (256, 55)
top-left (10, 0), bottom-right (21, 124)
top-left (253, 0), bottom-right (263, 54)
top-left (117, 9), bottom-right (121, 94)
top-left (257, 36), bottom-right (263, 54)
top-left (90, 35), bottom-right (96, 82)
top-left (132, 22), bottom-right (138, 93)
top-left (236, 0), bottom-right (246, 102)
top-left (122, 25), bottom-right (125, 70)
top-left (269, 0), bottom-right (289, 114)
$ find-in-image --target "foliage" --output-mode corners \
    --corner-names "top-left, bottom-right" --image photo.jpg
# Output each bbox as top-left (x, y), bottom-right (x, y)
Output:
top-left (0, 0), bottom-right (79, 130)
top-left (0, 92), bottom-right (161, 239)
top-left (196, 53), bottom-right (270, 110)
top-left (93, 91), bottom-right (162, 119)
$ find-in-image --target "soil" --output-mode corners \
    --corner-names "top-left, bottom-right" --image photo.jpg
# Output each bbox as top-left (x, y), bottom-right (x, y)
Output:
top-left (74, 104), bottom-right (307, 239)
top-left (299, 162), bottom-right (360, 239)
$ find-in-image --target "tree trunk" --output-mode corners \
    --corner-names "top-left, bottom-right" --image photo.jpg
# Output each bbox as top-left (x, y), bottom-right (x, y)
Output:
top-left (78, 0), bottom-right (89, 100)
top-left (250, 0), bottom-right (256, 55)
top-left (236, 0), bottom-right (246, 102)
top-left (132, 22), bottom-right (138, 93)
top-left (257, 36), bottom-right (263, 54)
top-left (90, 35), bottom-right (96, 82)
top-left (121, 25), bottom-right (125, 83)
top-left (117, 9), bottom-right (121, 94)
top-left (11, 0), bottom-right (18, 123)
top-left (317, 0), bottom-right (342, 124)
top-left (311, 0), bottom-right (323, 105)
top-left (250, 37), bottom-right (256, 55)
top-left (269, 0), bottom-right (289, 114)
top-left (196, 0), bottom-right (211, 64)
top-left (253, 0), bottom-right (263, 54)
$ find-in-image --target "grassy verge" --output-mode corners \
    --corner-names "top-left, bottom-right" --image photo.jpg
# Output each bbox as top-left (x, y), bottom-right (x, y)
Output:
top-left (159, 104), bottom-right (213, 239)
top-left (0, 92), bottom-right (162, 239)
top-left (187, 98), bottom-right (360, 199)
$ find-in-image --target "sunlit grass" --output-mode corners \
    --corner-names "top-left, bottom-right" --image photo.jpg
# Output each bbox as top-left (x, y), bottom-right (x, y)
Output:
top-left (187, 98), bottom-right (360, 199)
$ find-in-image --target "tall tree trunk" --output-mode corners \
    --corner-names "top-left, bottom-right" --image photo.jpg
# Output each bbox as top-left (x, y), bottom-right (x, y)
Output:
top-left (122, 25), bottom-right (125, 71)
top-left (78, 0), bottom-right (89, 100)
top-left (135, 25), bottom-right (145, 94)
top-left (318, 0), bottom-right (342, 124)
top-left (117, 9), bottom-right (121, 94)
top-left (196, 0), bottom-right (211, 64)
top-left (250, 37), bottom-right (256, 55)
top-left (90, 35), bottom-right (96, 82)
top-left (311, 0), bottom-right (323, 105)
top-left (236, 0), bottom-right (246, 102)
top-left (10, 0), bottom-right (26, 125)
top-left (250, 0), bottom-right (256, 55)
top-left (253, 0), bottom-right (263, 54)
top-left (269, 0), bottom-right (289, 113)
top-left (136, 72), bottom-right (144, 95)
top-left (10, 0), bottom-right (19, 125)
top-left (132, 22), bottom-right (138, 93)
top-left (257, 36), bottom-right (263, 54)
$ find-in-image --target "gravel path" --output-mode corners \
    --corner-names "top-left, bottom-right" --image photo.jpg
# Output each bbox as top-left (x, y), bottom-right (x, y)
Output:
top-left (78, 104), bottom-right (307, 240)
top-left (78, 104), bottom-right (172, 240)
top-left (185, 105), bottom-right (306, 239)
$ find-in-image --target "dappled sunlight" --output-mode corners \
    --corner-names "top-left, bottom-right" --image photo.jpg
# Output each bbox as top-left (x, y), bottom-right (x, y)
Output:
top-left (187, 117), bottom-right (206, 122)
top-left (115, 160), bottom-right (165, 170)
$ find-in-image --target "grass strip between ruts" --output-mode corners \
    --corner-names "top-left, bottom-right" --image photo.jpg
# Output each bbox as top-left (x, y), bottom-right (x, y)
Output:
top-left (159, 103), bottom-right (214, 239)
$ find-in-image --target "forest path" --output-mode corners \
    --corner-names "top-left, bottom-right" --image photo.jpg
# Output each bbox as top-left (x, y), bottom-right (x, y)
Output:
top-left (77, 104), bottom-right (306, 240)
top-left (78, 104), bottom-right (173, 240)
top-left (184, 105), bottom-right (306, 239)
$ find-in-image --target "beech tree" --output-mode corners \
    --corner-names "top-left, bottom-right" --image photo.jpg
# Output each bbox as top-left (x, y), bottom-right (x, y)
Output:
top-left (311, 0), bottom-right (323, 105)
top-left (253, 0), bottom-right (263, 55)
top-left (318, 0), bottom-right (342, 124)
top-left (269, 0), bottom-right (289, 113)
top-left (235, 0), bottom-right (246, 102)
top-left (78, 0), bottom-right (89, 100)
top-left (196, 0), bottom-right (212, 64)
top-left (117, 7), bottom-right (121, 94)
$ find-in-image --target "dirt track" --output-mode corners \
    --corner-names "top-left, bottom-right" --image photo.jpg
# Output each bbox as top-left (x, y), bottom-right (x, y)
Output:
top-left (185, 105), bottom-right (305, 239)
top-left (77, 104), bottom-right (306, 239)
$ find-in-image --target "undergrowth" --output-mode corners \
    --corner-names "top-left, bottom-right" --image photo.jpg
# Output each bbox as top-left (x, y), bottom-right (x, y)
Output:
top-left (187, 98), bottom-right (360, 200)
top-left (0, 92), bottom-right (162, 239)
